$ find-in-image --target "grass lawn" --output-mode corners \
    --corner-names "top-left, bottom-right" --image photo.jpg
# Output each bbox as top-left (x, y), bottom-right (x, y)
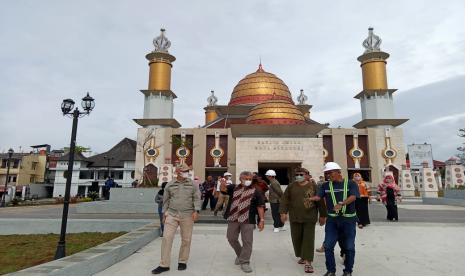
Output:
top-left (0, 232), bottom-right (126, 274)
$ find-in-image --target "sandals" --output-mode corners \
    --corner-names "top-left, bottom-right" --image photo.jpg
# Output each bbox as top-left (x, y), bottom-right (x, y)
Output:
top-left (304, 264), bottom-right (314, 273)
top-left (297, 259), bottom-right (305, 264)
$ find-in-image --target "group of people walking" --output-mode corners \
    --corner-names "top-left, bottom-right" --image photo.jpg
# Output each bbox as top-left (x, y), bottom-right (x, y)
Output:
top-left (151, 162), bottom-right (402, 275)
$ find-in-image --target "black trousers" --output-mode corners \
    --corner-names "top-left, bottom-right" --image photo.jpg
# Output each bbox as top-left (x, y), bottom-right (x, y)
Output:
top-left (386, 203), bottom-right (398, 221)
top-left (202, 191), bottom-right (216, 210)
top-left (270, 202), bottom-right (284, 228)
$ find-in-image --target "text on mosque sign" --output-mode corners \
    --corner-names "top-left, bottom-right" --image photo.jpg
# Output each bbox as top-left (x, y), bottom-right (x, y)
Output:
top-left (254, 140), bottom-right (303, 151)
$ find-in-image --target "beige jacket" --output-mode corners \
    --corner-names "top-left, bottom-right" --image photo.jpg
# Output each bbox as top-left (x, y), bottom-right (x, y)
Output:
top-left (163, 178), bottom-right (201, 217)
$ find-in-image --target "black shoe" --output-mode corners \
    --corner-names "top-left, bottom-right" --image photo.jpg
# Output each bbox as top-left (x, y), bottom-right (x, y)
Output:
top-left (213, 210), bottom-right (218, 216)
top-left (323, 272), bottom-right (335, 276)
top-left (178, 263), bottom-right (187, 270)
top-left (151, 266), bottom-right (169, 274)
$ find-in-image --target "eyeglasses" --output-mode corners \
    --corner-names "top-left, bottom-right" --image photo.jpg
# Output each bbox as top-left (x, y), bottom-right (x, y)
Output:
top-left (295, 173), bottom-right (305, 176)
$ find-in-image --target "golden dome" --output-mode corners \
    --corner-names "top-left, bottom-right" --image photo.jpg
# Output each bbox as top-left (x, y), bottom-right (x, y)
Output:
top-left (229, 64), bottom-right (293, 106)
top-left (247, 99), bottom-right (306, 125)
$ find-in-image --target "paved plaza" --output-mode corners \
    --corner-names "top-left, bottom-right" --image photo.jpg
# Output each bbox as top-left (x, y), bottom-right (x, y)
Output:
top-left (3, 201), bottom-right (465, 275)
top-left (96, 220), bottom-right (464, 276)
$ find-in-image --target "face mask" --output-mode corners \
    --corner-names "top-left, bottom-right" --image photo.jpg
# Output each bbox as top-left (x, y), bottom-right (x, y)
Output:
top-left (295, 176), bottom-right (304, 182)
top-left (354, 176), bottom-right (361, 181)
top-left (182, 172), bottom-right (189, 178)
top-left (244, 180), bottom-right (252, 186)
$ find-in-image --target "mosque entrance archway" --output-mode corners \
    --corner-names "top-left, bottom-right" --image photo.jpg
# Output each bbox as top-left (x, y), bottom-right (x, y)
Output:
top-left (258, 162), bottom-right (301, 186)
top-left (143, 164), bottom-right (158, 186)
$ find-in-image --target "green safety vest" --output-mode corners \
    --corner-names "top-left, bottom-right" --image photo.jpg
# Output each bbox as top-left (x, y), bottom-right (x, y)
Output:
top-left (328, 178), bottom-right (356, 218)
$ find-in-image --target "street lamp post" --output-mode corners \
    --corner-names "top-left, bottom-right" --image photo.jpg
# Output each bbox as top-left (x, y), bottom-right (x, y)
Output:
top-left (103, 155), bottom-right (114, 179)
top-left (54, 92), bottom-right (95, 260)
top-left (1, 148), bottom-right (14, 207)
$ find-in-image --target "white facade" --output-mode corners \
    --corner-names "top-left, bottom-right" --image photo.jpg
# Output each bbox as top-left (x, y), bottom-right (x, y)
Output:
top-left (360, 92), bottom-right (395, 120)
top-left (52, 160), bottom-right (136, 197)
top-left (143, 92), bottom-right (174, 119)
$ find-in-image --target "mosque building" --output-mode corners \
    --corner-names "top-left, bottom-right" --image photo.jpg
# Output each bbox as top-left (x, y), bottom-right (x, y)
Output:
top-left (133, 27), bottom-right (408, 189)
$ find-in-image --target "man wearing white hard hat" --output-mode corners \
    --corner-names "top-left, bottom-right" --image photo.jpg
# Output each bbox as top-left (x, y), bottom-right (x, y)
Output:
top-left (310, 162), bottom-right (359, 276)
top-left (265, 169), bottom-right (284, 232)
top-left (213, 172), bottom-right (233, 216)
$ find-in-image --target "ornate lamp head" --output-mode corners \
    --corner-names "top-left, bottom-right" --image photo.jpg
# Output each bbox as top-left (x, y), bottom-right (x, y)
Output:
top-left (81, 92), bottom-right (95, 114)
top-left (153, 28), bottom-right (171, 53)
top-left (61, 99), bottom-right (75, 114)
top-left (7, 148), bottom-right (14, 158)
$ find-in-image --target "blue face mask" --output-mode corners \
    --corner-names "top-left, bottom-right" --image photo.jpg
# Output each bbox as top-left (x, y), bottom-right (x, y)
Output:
top-left (295, 176), bottom-right (305, 182)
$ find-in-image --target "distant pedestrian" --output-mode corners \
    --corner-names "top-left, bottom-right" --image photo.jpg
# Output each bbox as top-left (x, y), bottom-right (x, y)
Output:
top-left (104, 177), bottom-right (114, 200)
top-left (266, 170), bottom-right (284, 233)
top-left (280, 167), bottom-right (327, 274)
top-left (224, 171), bottom-right (265, 273)
top-left (201, 176), bottom-right (216, 211)
top-left (310, 162), bottom-right (359, 276)
top-left (377, 175), bottom-right (401, 221)
top-left (213, 172), bottom-right (232, 216)
top-left (252, 174), bottom-right (269, 194)
top-left (155, 182), bottom-right (167, 236)
top-left (193, 176), bottom-right (202, 193)
top-left (132, 179), bottom-right (139, 188)
top-left (353, 173), bottom-right (371, 228)
top-left (151, 164), bottom-right (201, 274)
top-left (317, 176), bottom-right (325, 187)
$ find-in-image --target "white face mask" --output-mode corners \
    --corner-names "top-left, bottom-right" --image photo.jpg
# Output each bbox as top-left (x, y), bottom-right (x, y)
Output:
top-left (181, 172), bottom-right (189, 178)
top-left (244, 180), bottom-right (252, 186)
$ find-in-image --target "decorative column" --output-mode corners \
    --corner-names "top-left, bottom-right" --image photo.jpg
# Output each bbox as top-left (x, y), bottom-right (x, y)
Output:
top-left (444, 157), bottom-right (464, 189)
top-left (398, 165), bottom-right (415, 197)
top-left (348, 131), bottom-right (364, 168)
top-left (419, 161), bottom-right (439, 198)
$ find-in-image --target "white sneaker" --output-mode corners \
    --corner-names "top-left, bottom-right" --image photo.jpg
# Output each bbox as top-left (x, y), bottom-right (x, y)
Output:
top-left (273, 228), bottom-right (280, 233)
top-left (279, 226), bottom-right (287, 231)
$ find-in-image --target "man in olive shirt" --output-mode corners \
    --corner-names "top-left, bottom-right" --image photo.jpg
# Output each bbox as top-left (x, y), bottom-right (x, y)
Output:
top-left (151, 163), bottom-right (201, 274)
top-left (265, 169), bottom-right (284, 232)
top-left (280, 167), bottom-right (327, 274)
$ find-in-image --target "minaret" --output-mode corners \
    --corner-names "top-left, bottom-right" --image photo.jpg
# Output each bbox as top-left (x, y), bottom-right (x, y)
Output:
top-left (133, 29), bottom-right (181, 128)
top-left (353, 27), bottom-right (408, 129)
top-left (296, 89), bottom-right (311, 119)
top-left (204, 90), bottom-right (219, 124)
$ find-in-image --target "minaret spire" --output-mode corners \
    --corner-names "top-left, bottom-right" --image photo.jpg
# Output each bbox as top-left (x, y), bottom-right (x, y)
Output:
top-left (353, 27), bottom-right (408, 129)
top-left (134, 28), bottom-right (181, 129)
top-left (257, 56), bottom-right (264, 72)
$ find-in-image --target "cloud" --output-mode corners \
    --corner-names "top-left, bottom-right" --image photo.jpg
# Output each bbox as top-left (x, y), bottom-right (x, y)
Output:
top-left (0, 0), bottom-right (464, 158)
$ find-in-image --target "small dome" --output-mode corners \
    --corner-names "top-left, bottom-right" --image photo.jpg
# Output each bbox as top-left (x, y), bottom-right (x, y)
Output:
top-left (246, 99), bottom-right (306, 125)
top-left (229, 64), bottom-right (293, 106)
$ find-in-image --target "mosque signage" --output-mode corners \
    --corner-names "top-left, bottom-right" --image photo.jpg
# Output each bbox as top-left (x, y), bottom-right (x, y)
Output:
top-left (408, 144), bottom-right (433, 170)
top-left (254, 140), bottom-right (304, 151)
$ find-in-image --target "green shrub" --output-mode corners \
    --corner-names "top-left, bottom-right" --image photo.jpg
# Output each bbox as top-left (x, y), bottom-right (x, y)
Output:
top-left (87, 191), bottom-right (99, 201)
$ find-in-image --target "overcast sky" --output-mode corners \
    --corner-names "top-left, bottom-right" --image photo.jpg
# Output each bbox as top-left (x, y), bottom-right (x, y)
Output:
top-left (1, 0), bottom-right (464, 160)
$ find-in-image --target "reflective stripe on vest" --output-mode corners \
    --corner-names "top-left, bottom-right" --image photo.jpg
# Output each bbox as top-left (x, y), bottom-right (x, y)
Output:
top-left (328, 178), bottom-right (356, 218)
